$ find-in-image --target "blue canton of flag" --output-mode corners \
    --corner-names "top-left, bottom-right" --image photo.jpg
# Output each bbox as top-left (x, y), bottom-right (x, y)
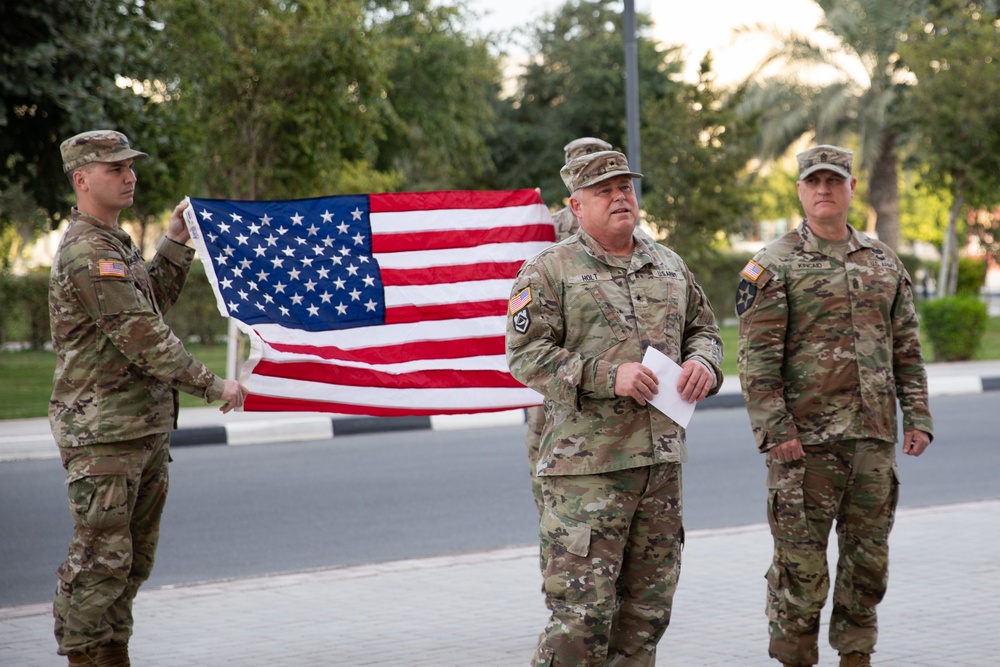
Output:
top-left (186, 196), bottom-right (385, 332)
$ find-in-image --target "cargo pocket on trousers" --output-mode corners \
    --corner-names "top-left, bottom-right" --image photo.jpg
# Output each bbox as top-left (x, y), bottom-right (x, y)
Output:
top-left (66, 465), bottom-right (131, 531)
top-left (766, 457), bottom-right (809, 543)
top-left (539, 506), bottom-right (594, 603)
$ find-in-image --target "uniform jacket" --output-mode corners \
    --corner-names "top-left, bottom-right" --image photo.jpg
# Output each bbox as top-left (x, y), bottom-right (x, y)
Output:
top-left (736, 220), bottom-right (933, 451)
top-left (49, 208), bottom-right (226, 447)
top-left (506, 227), bottom-right (723, 476)
top-left (551, 206), bottom-right (579, 241)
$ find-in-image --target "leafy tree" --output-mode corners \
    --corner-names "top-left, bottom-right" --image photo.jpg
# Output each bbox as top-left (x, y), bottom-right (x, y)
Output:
top-left (158, 0), bottom-right (390, 200)
top-left (640, 58), bottom-right (761, 259)
top-left (897, 0), bottom-right (1000, 296)
top-left (486, 0), bottom-right (685, 206)
top-left (899, 165), bottom-right (952, 247)
top-left (736, 0), bottom-right (931, 250)
top-left (0, 0), bottom-right (162, 229)
top-left (365, 0), bottom-right (503, 191)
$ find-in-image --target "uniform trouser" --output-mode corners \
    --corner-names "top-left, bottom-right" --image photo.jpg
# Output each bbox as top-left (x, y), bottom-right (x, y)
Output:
top-left (765, 439), bottom-right (899, 666)
top-left (53, 433), bottom-right (170, 656)
top-left (533, 462), bottom-right (683, 667)
top-left (525, 405), bottom-right (546, 516)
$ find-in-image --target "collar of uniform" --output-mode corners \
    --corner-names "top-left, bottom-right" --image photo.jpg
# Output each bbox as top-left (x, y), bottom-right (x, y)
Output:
top-left (798, 219), bottom-right (870, 256)
top-left (577, 226), bottom-right (650, 270)
top-left (71, 206), bottom-right (117, 230)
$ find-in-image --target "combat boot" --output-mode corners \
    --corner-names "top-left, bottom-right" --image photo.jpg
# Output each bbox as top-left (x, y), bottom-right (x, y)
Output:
top-left (840, 653), bottom-right (872, 667)
top-left (66, 651), bottom-right (98, 666)
top-left (96, 642), bottom-right (130, 667)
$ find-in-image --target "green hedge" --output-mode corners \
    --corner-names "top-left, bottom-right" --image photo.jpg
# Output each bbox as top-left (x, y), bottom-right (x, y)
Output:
top-left (0, 270), bottom-right (51, 349)
top-left (920, 296), bottom-right (988, 361)
top-left (690, 250), bottom-right (757, 325)
top-left (924, 257), bottom-right (989, 296)
top-left (0, 263), bottom-right (228, 349)
top-left (162, 262), bottom-right (228, 346)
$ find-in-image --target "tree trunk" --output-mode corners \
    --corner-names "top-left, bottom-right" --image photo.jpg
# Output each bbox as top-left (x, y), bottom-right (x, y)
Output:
top-left (868, 134), bottom-right (900, 251)
top-left (937, 193), bottom-right (964, 298)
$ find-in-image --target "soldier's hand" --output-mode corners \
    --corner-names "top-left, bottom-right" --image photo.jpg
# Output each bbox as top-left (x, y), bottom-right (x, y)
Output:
top-left (768, 438), bottom-right (804, 463)
top-left (677, 359), bottom-right (714, 403)
top-left (219, 379), bottom-right (248, 414)
top-left (614, 362), bottom-right (659, 406)
top-left (902, 429), bottom-right (931, 457)
top-left (166, 200), bottom-right (191, 245)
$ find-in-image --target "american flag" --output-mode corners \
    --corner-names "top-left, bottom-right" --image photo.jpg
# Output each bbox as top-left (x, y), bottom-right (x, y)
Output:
top-left (183, 190), bottom-right (553, 416)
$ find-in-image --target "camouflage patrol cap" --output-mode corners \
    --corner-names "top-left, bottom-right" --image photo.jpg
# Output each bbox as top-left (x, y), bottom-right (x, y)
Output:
top-left (563, 137), bottom-right (613, 163)
top-left (60, 130), bottom-right (148, 173)
top-left (560, 150), bottom-right (643, 194)
top-left (796, 144), bottom-right (852, 180)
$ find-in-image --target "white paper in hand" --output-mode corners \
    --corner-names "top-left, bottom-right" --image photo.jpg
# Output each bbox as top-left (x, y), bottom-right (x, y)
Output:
top-left (640, 347), bottom-right (696, 428)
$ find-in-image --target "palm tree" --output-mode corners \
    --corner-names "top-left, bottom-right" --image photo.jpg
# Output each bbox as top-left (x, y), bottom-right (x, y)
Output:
top-left (736, 0), bottom-right (929, 251)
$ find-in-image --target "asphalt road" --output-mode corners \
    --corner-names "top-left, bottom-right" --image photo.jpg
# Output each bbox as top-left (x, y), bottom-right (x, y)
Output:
top-left (2, 392), bottom-right (997, 607)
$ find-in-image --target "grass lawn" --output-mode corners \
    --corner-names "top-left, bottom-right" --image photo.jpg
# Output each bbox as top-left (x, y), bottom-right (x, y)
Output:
top-left (0, 344), bottom-right (228, 421)
top-left (2, 319), bottom-right (998, 421)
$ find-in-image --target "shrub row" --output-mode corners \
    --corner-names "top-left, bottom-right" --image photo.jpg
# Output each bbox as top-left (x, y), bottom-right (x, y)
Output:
top-left (0, 252), bottom-right (989, 361)
top-left (0, 263), bottom-right (228, 350)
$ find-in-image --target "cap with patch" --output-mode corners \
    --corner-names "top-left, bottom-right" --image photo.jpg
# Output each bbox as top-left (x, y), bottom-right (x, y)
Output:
top-left (60, 130), bottom-right (148, 173)
top-left (563, 137), bottom-right (613, 163)
top-left (796, 144), bottom-right (852, 180)
top-left (560, 151), bottom-right (643, 194)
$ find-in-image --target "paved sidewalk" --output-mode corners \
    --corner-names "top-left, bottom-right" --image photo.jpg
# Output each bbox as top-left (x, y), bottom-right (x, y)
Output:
top-left (1, 499), bottom-right (997, 666)
top-left (3, 361), bottom-right (1000, 462)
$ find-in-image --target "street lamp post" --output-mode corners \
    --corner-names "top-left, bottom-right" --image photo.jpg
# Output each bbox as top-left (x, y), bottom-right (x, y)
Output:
top-left (623, 0), bottom-right (642, 210)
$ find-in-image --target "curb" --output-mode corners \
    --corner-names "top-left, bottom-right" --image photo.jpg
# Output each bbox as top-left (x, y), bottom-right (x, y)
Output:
top-left (4, 375), bottom-right (998, 458)
top-left (167, 373), bottom-right (1000, 448)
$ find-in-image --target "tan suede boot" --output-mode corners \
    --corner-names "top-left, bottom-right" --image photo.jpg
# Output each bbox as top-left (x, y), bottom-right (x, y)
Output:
top-left (840, 653), bottom-right (872, 667)
top-left (96, 642), bottom-right (130, 667)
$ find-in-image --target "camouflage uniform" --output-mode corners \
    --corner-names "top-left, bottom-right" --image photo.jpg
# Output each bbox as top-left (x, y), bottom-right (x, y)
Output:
top-left (507, 222), bottom-right (723, 666)
top-left (525, 137), bottom-right (610, 515)
top-left (736, 216), bottom-right (933, 665)
top-left (50, 131), bottom-right (227, 659)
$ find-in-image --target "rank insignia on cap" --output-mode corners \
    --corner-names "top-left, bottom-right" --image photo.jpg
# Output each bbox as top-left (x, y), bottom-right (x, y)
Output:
top-left (741, 260), bottom-right (764, 282)
top-left (98, 260), bottom-right (126, 278)
top-left (509, 287), bottom-right (532, 315)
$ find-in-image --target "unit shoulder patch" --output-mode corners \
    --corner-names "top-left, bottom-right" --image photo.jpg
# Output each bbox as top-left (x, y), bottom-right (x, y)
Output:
top-left (735, 279), bottom-right (759, 317)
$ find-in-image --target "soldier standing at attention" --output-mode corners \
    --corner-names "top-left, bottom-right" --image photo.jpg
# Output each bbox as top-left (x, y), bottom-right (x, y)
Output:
top-left (50, 130), bottom-right (247, 666)
top-left (506, 151), bottom-right (723, 667)
top-left (525, 136), bottom-right (612, 515)
top-left (735, 145), bottom-right (934, 667)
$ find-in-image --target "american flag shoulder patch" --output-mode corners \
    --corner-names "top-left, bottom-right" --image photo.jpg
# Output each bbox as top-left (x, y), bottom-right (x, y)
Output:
top-left (509, 287), bottom-right (532, 315)
top-left (741, 260), bottom-right (764, 282)
top-left (98, 260), bottom-right (127, 278)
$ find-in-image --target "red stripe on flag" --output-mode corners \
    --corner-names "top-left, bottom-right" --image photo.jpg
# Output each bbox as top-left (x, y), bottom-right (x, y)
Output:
top-left (243, 394), bottom-right (522, 417)
top-left (384, 300), bottom-right (509, 325)
top-left (264, 335), bottom-right (505, 364)
top-left (370, 189), bottom-right (543, 213)
top-left (252, 360), bottom-right (523, 389)
top-left (372, 224), bottom-right (555, 253)
top-left (379, 261), bottom-right (524, 286)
